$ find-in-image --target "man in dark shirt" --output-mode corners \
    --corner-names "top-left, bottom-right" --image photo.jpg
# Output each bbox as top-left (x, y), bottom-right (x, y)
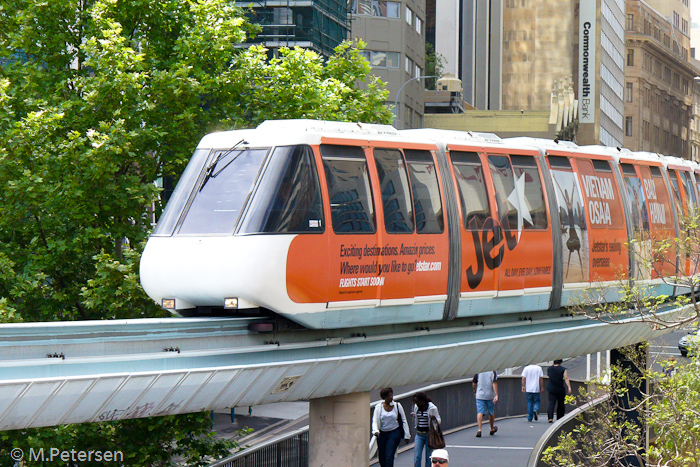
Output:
top-left (547, 359), bottom-right (572, 422)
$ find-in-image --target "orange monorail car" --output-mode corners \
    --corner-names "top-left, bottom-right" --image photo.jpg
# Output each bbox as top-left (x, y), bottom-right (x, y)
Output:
top-left (139, 120), bottom-right (699, 329)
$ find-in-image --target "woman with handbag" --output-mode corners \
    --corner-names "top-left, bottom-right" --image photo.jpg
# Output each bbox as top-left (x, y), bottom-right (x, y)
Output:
top-left (412, 392), bottom-right (442, 467)
top-left (372, 387), bottom-right (411, 467)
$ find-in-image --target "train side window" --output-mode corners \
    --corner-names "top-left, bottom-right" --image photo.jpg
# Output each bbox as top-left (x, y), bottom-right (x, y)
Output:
top-left (511, 155), bottom-right (548, 229)
top-left (239, 145), bottom-right (324, 234)
top-left (667, 170), bottom-right (684, 216)
top-left (320, 145), bottom-right (376, 234)
top-left (450, 151), bottom-right (490, 230)
top-left (548, 155), bottom-right (587, 241)
top-left (404, 149), bottom-right (444, 234)
top-left (488, 155), bottom-right (518, 230)
top-left (592, 159), bottom-right (612, 172)
top-left (373, 148), bottom-right (415, 233)
top-left (621, 163), bottom-right (649, 233)
top-left (681, 171), bottom-right (698, 210)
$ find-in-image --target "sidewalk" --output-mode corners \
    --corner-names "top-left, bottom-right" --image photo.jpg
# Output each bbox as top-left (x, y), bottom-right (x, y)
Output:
top-left (393, 416), bottom-right (551, 467)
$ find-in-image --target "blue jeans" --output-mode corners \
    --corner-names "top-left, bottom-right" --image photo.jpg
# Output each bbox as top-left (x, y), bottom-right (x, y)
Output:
top-left (526, 392), bottom-right (541, 421)
top-left (413, 432), bottom-right (433, 467)
top-left (378, 428), bottom-right (402, 467)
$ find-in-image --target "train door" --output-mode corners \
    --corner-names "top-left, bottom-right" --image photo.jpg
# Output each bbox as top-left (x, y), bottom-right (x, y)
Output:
top-left (667, 168), bottom-right (698, 279)
top-left (487, 153), bottom-right (552, 309)
top-left (620, 163), bottom-right (651, 280)
top-left (448, 150), bottom-right (499, 314)
top-left (574, 158), bottom-right (628, 284)
top-left (403, 149), bottom-right (450, 303)
top-left (642, 165), bottom-right (675, 280)
top-left (318, 143), bottom-right (382, 326)
top-left (547, 155), bottom-right (590, 296)
top-left (369, 146), bottom-right (416, 306)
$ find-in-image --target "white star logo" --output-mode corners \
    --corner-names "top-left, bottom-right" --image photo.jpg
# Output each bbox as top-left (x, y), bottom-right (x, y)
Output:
top-left (507, 173), bottom-right (533, 241)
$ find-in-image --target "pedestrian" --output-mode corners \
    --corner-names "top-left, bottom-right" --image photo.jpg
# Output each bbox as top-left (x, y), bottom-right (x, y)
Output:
top-left (472, 370), bottom-right (498, 437)
top-left (547, 359), bottom-right (572, 422)
top-left (372, 387), bottom-right (411, 467)
top-left (412, 392), bottom-right (441, 467)
top-left (521, 363), bottom-right (544, 422)
top-left (664, 356), bottom-right (676, 378)
top-left (430, 449), bottom-right (449, 466)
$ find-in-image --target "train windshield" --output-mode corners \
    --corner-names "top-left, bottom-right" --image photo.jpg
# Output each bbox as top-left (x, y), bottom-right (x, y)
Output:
top-left (177, 148), bottom-right (269, 235)
top-left (152, 148), bottom-right (210, 236)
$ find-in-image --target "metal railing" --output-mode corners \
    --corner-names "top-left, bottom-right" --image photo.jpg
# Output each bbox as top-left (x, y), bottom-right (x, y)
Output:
top-left (209, 428), bottom-right (309, 467)
top-left (210, 375), bottom-right (587, 467)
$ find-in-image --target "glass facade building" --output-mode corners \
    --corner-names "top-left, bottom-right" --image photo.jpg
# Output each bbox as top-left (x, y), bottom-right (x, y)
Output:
top-left (241, 0), bottom-right (350, 57)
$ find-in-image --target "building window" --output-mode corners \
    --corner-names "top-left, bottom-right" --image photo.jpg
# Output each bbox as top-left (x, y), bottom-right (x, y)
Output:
top-left (627, 49), bottom-right (634, 67)
top-left (673, 11), bottom-right (679, 29)
top-left (626, 116), bottom-right (633, 137)
top-left (683, 19), bottom-right (688, 34)
top-left (415, 16), bottom-right (422, 35)
top-left (625, 83), bottom-right (633, 102)
top-left (352, 0), bottom-right (400, 18)
top-left (363, 50), bottom-right (399, 68)
top-left (643, 120), bottom-right (650, 141)
top-left (627, 14), bottom-right (634, 31)
top-left (405, 6), bottom-right (412, 25)
top-left (405, 56), bottom-right (413, 74)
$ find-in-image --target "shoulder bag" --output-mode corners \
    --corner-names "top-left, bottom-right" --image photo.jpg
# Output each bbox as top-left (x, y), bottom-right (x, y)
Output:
top-left (428, 418), bottom-right (445, 449)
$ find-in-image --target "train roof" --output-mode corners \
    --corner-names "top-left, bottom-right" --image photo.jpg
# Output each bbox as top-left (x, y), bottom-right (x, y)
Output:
top-left (197, 119), bottom-right (431, 148)
top-left (402, 128), bottom-right (542, 153)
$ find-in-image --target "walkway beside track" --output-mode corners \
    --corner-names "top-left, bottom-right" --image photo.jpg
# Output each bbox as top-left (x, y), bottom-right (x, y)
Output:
top-left (393, 415), bottom-right (550, 467)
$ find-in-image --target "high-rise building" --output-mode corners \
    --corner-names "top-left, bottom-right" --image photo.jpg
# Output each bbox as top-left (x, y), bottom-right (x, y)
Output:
top-left (351, 0), bottom-right (428, 128)
top-left (431, 0), bottom-right (628, 146)
top-left (241, 0), bottom-right (350, 57)
top-left (624, 0), bottom-right (696, 158)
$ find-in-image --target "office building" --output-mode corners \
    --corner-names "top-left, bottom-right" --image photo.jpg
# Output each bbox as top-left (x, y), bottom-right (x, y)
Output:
top-left (624, 0), bottom-right (696, 158)
top-left (431, 0), bottom-right (627, 146)
top-left (351, 0), bottom-right (428, 128)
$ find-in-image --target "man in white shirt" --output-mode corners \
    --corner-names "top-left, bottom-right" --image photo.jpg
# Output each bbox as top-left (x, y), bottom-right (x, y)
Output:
top-left (521, 364), bottom-right (544, 422)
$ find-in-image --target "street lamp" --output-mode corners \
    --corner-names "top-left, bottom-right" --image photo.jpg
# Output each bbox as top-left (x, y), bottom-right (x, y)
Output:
top-left (393, 75), bottom-right (437, 129)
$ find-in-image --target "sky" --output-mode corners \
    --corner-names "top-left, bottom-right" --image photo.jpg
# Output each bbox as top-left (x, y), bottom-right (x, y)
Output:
top-left (693, 0), bottom-right (700, 26)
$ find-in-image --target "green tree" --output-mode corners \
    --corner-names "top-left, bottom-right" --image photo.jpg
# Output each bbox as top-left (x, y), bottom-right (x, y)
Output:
top-left (542, 344), bottom-right (700, 467)
top-left (543, 212), bottom-right (700, 466)
top-left (424, 43), bottom-right (445, 90)
top-left (0, 0), bottom-right (391, 323)
top-left (0, 0), bottom-right (391, 464)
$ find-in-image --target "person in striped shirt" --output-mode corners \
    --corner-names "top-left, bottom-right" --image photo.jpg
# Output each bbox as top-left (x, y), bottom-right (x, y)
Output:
top-left (412, 392), bottom-right (442, 467)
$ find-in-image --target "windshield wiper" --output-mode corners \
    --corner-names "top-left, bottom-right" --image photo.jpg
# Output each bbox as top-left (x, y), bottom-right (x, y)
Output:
top-left (199, 139), bottom-right (249, 191)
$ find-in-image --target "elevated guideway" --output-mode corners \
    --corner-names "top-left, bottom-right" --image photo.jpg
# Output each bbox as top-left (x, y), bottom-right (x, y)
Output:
top-left (0, 307), bottom-right (687, 432)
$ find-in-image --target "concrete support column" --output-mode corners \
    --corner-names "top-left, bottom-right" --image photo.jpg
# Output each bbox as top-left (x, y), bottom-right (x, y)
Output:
top-left (309, 392), bottom-right (370, 467)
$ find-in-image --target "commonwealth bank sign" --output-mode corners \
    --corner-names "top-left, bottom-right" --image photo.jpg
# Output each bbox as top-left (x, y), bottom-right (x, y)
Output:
top-left (579, 0), bottom-right (596, 124)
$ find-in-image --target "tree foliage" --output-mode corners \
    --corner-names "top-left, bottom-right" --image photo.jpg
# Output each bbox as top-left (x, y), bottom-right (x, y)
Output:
top-left (573, 211), bottom-right (700, 329)
top-left (0, 0), bottom-right (391, 323)
top-left (544, 211), bottom-right (700, 466)
top-left (424, 43), bottom-right (445, 91)
top-left (543, 343), bottom-right (700, 467)
top-left (0, 0), bottom-right (391, 464)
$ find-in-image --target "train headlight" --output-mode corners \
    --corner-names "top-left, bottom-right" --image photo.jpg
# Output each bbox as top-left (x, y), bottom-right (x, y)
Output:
top-left (224, 298), bottom-right (239, 309)
top-left (162, 299), bottom-right (176, 310)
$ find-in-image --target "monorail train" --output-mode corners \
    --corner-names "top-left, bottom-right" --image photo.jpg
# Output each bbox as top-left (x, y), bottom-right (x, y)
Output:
top-left (139, 119), bottom-right (700, 329)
